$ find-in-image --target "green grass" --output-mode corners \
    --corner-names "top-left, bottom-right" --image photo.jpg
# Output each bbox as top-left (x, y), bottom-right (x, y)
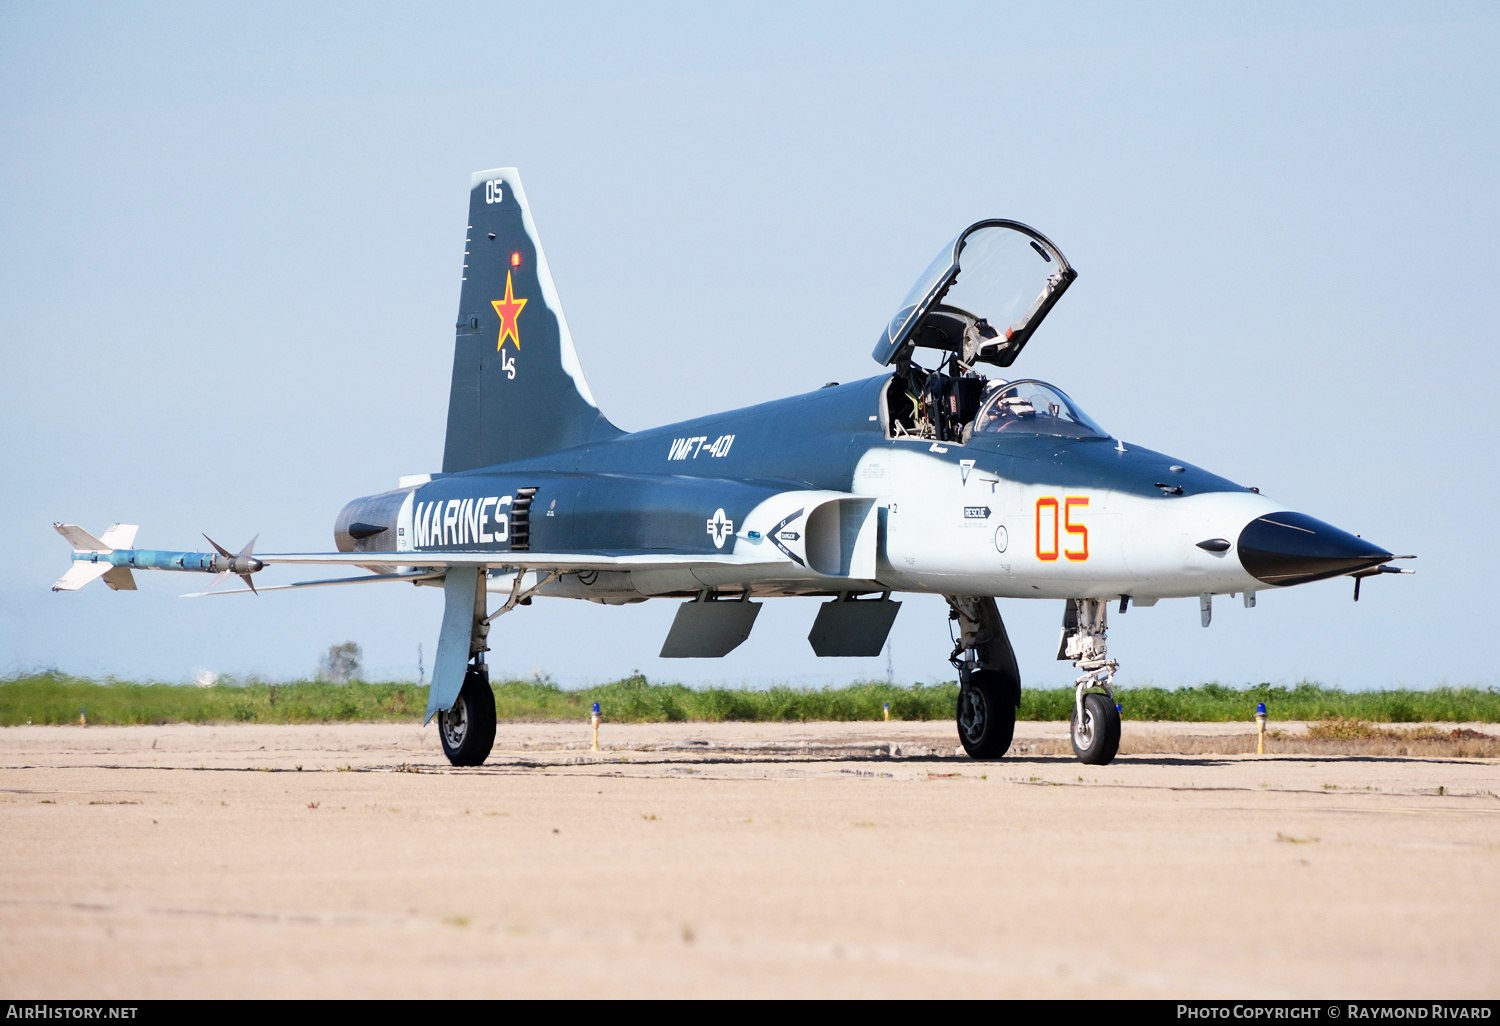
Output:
top-left (0, 674), bottom-right (426, 726)
top-left (1, 673), bottom-right (1495, 726)
top-left (1032, 680), bottom-right (1500, 723)
top-left (495, 675), bottom-right (958, 723)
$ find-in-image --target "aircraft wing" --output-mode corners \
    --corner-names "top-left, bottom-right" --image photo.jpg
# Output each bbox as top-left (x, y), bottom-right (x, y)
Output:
top-left (250, 550), bottom-right (761, 570)
top-left (185, 552), bottom-right (765, 597)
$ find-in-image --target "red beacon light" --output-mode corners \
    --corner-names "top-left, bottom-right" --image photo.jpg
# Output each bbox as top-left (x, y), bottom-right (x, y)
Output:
top-left (510, 252), bottom-right (521, 267)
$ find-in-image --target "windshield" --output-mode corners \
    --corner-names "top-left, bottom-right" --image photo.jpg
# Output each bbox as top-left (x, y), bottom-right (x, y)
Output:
top-left (972, 379), bottom-right (1109, 440)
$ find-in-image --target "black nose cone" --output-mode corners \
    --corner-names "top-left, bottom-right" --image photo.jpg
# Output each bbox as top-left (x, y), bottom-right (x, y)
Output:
top-left (1238, 512), bottom-right (1393, 587)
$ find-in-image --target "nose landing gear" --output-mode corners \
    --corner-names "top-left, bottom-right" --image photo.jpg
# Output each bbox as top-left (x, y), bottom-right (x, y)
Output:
top-left (1071, 692), bottom-right (1120, 764)
top-left (1059, 598), bottom-right (1121, 765)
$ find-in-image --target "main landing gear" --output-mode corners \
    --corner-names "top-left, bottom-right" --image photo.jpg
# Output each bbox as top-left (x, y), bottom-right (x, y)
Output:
top-left (946, 596), bottom-right (1021, 759)
top-left (1059, 598), bottom-right (1121, 765)
top-left (435, 568), bottom-right (559, 769)
top-left (943, 596), bottom-right (1123, 765)
top-left (438, 657), bottom-right (497, 767)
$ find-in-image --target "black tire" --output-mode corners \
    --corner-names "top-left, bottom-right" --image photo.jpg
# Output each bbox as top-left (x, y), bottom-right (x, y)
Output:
top-left (438, 666), bottom-right (497, 767)
top-left (956, 669), bottom-right (1016, 759)
top-left (1070, 692), bottom-right (1121, 765)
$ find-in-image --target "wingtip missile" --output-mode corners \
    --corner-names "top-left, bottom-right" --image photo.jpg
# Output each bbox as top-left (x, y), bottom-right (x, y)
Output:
top-left (54, 524), bottom-right (264, 592)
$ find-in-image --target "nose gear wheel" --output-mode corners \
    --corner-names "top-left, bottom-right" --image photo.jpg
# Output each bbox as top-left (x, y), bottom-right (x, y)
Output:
top-left (1059, 598), bottom-right (1122, 765)
top-left (1071, 692), bottom-right (1121, 765)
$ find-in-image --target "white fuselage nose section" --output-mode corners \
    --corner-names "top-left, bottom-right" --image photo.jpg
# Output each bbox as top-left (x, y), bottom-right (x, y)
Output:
top-left (863, 447), bottom-right (1279, 600)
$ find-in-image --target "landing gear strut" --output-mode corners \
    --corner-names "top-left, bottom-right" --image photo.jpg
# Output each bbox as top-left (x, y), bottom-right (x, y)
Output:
top-left (433, 568), bottom-right (558, 769)
top-left (1059, 598), bottom-right (1121, 765)
top-left (946, 596), bottom-right (1021, 759)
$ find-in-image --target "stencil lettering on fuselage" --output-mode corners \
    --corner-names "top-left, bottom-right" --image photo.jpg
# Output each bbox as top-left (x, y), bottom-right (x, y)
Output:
top-left (668, 434), bottom-right (734, 461)
top-left (412, 496), bottom-right (512, 548)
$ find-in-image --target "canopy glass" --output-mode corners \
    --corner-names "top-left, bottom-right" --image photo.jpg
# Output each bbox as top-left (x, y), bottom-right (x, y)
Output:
top-left (873, 221), bottom-right (1076, 368)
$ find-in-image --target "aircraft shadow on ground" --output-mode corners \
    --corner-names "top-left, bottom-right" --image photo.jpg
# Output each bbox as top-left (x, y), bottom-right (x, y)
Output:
top-left (12, 751), bottom-right (1488, 776)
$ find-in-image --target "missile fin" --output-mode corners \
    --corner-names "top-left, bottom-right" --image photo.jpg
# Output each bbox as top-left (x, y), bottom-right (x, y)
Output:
top-left (99, 524), bottom-right (139, 549)
top-left (54, 523), bottom-right (111, 552)
top-left (102, 566), bottom-right (137, 591)
top-left (52, 562), bottom-right (112, 592)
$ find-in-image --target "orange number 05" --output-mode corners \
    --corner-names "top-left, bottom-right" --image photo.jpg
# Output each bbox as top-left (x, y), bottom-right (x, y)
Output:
top-left (1035, 496), bottom-right (1089, 562)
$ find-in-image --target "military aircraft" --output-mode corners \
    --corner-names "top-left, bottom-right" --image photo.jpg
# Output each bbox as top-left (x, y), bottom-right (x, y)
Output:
top-left (53, 167), bottom-right (1411, 767)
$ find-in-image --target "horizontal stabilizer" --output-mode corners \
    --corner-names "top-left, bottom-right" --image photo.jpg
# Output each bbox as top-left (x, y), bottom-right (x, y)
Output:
top-left (54, 523), bottom-right (110, 552)
top-left (52, 562), bottom-right (112, 592)
top-left (102, 566), bottom-right (137, 591)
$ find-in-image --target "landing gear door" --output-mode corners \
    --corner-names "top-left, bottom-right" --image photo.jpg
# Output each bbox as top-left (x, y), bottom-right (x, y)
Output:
top-left (872, 221), bottom-right (1076, 368)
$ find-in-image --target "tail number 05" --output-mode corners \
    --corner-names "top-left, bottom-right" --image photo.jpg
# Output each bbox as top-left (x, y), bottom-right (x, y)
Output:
top-left (1035, 496), bottom-right (1089, 562)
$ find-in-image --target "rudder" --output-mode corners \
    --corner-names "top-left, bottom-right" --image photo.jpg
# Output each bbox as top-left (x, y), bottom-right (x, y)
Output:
top-left (443, 168), bottom-right (619, 473)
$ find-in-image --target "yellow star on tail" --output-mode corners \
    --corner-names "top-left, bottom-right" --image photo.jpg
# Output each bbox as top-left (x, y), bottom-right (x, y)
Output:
top-left (492, 270), bottom-right (527, 351)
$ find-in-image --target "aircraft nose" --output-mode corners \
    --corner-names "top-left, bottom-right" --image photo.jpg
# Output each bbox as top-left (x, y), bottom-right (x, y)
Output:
top-left (1237, 511), bottom-right (1393, 587)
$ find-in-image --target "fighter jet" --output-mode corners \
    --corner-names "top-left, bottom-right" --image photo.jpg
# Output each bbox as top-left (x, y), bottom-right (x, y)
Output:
top-left (53, 167), bottom-right (1411, 767)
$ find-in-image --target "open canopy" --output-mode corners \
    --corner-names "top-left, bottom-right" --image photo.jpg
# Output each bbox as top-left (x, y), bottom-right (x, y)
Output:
top-left (873, 220), bottom-right (1076, 368)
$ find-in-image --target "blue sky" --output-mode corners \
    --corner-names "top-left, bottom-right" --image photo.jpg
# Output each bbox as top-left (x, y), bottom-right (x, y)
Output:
top-left (2, 3), bottom-right (1495, 689)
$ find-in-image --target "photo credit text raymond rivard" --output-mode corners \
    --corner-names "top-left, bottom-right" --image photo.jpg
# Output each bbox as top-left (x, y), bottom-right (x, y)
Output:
top-left (1178, 1008), bottom-right (1492, 1020)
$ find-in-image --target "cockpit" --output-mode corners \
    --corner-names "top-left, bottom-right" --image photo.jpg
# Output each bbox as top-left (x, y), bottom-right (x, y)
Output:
top-left (875, 219), bottom-right (1095, 445)
top-left (968, 380), bottom-right (1108, 441)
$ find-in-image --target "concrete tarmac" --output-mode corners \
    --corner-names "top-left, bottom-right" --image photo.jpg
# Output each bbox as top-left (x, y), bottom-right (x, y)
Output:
top-left (1, 721), bottom-right (1497, 998)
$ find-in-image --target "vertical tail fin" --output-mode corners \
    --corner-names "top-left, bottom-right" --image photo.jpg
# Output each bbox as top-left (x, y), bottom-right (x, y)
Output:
top-left (442, 168), bottom-right (620, 473)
